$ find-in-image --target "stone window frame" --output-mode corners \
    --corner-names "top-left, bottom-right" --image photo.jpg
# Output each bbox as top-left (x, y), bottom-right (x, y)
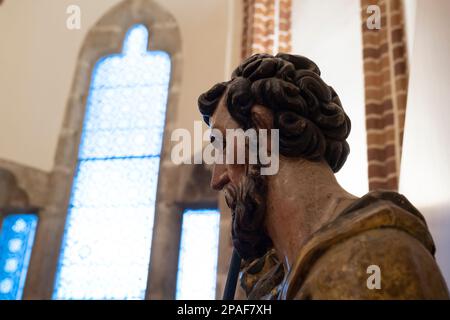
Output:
top-left (151, 163), bottom-right (220, 299)
top-left (0, 167), bottom-right (40, 299)
top-left (22, 0), bottom-right (186, 299)
top-left (0, 168), bottom-right (40, 231)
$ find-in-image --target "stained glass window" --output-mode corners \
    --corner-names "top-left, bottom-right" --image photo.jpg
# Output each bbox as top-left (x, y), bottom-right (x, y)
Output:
top-left (175, 209), bottom-right (220, 300)
top-left (0, 214), bottom-right (38, 300)
top-left (53, 24), bottom-right (171, 300)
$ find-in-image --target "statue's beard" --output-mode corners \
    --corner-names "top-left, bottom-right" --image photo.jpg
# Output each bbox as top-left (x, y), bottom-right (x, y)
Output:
top-left (224, 165), bottom-right (272, 260)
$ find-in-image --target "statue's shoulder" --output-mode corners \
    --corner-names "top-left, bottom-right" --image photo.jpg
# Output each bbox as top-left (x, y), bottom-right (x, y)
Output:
top-left (281, 191), bottom-right (450, 300)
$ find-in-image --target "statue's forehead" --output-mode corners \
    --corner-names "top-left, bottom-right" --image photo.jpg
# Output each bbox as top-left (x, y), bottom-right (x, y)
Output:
top-left (210, 95), bottom-right (241, 133)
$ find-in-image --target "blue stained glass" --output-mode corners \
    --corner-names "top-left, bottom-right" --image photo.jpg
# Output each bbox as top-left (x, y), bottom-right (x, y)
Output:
top-left (175, 209), bottom-right (220, 300)
top-left (0, 214), bottom-right (38, 300)
top-left (53, 24), bottom-right (171, 300)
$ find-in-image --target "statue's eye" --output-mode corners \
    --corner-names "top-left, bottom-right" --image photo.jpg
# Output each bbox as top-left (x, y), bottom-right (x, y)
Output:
top-left (210, 135), bottom-right (226, 150)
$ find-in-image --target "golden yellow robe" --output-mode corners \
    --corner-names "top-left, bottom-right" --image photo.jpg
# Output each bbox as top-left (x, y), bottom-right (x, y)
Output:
top-left (240, 191), bottom-right (449, 299)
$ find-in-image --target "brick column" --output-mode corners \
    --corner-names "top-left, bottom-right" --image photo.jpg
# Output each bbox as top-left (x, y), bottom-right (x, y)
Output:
top-left (361, 0), bottom-right (409, 190)
top-left (241, 0), bottom-right (292, 58)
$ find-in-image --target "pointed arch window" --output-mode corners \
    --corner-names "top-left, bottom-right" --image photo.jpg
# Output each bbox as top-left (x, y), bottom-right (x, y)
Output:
top-left (0, 213), bottom-right (38, 300)
top-left (53, 24), bottom-right (171, 300)
top-left (175, 209), bottom-right (220, 300)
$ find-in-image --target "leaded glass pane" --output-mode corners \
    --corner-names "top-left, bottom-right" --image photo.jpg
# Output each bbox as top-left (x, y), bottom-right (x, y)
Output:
top-left (0, 214), bottom-right (38, 300)
top-left (175, 209), bottom-right (220, 300)
top-left (53, 24), bottom-right (171, 300)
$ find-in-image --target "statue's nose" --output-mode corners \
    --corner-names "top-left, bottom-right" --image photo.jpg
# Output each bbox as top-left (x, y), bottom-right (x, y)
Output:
top-left (211, 164), bottom-right (230, 190)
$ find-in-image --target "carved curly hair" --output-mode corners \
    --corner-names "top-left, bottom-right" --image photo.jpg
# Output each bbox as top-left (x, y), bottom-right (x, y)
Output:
top-left (198, 53), bottom-right (351, 172)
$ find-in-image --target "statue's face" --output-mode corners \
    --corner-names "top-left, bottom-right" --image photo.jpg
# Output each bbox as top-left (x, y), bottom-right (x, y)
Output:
top-left (208, 96), bottom-right (246, 192)
top-left (208, 95), bottom-right (272, 260)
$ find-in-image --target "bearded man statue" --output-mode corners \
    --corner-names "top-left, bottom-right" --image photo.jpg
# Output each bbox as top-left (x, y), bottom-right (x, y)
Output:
top-left (198, 53), bottom-right (449, 299)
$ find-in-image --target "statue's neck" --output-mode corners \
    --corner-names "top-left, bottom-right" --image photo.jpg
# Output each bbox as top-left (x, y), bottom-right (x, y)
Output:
top-left (265, 158), bottom-right (358, 271)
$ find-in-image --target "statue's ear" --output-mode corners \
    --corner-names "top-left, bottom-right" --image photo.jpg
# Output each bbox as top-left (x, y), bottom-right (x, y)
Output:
top-left (251, 105), bottom-right (273, 130)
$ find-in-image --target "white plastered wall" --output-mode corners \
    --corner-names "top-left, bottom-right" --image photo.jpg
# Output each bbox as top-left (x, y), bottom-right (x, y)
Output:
top-left (291, 0), bottom-right (368, 196)
top-left (400, 0), bottom-right (450, 285)
top-left (0, 0), bottom-right (236, 172)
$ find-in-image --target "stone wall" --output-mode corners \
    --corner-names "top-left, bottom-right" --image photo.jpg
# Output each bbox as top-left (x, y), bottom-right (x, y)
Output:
top-left (0, 159), bottom-right (49, 211)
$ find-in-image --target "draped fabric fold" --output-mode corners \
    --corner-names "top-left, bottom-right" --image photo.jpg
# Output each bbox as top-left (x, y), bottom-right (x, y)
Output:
top-left (360, 0), bottom-right (409, 191)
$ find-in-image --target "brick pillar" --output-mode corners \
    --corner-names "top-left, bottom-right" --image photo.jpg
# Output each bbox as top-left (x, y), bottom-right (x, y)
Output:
top-left (361, 0), bottom-right (409, 191)
top-left (241, 0), bottom-right (292, 58)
